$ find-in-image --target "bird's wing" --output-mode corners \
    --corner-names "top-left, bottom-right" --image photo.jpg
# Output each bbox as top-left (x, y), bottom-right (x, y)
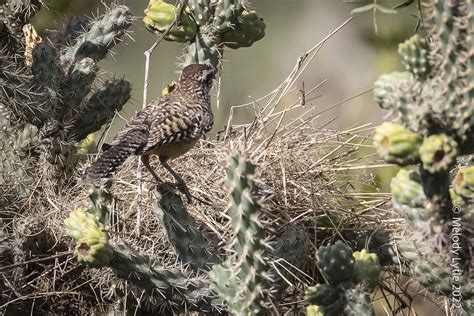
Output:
top-left (142, 97), bottom-right (211, 153)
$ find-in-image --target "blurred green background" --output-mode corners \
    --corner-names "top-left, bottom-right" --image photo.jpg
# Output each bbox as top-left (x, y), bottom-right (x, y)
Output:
top-left (33, 0), bottom-right (421, 134)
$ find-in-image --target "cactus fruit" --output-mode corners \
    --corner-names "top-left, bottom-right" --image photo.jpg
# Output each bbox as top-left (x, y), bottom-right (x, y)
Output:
top-left (305, 284), bottom-right (339, 306)
top-left (390, 169), bottom-right (426, 208)
top-left (419, 134), bottom-right (459, 173)
top-left (64, 208), bottom-right (113, 267)
top-left (398, 34), bottom-right (431, 81)
top-left (352, 249), bottom-right (381, 290)
top-left (306, 305), bottom-right (324, 316)
top-left (316, 240), bottom-right (355, 284)
top-left (373, 122), bottom-right (421, 165)
top-left (390, 169), bottom-right (431, 229)
top-left (452, 166), bottom-right (474, 201)
top-left (151, 190), bottom-right (220, 270)
top-left (143, 0), bottom-right (198, 42)
top-left (210, 152), bottom-right (269, 315)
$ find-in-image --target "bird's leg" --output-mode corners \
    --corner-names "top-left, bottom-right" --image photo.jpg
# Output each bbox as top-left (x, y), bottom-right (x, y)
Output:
top-left (141, 155), bottom-right (163, 183)
top-left (159, 157), bottom-right (192, 202)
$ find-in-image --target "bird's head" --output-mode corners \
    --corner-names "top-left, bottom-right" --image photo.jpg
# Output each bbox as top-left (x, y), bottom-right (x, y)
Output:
top-left (179, 64), bottom-right (215, 92)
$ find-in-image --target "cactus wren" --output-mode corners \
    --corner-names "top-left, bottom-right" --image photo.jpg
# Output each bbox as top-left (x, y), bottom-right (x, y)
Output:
top-left (82, 64), bottom-right (215, 198)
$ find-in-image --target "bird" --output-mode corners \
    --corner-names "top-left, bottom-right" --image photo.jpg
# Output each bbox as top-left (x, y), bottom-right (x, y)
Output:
top-left (81, 63), bottom-right (215, 200)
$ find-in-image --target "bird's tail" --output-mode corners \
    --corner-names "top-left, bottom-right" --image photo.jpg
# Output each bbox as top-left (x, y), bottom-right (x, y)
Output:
top-left (82, 129), bottom-right (147, 185)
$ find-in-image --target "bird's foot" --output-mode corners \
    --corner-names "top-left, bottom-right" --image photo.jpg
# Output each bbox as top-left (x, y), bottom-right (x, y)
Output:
top-left (176, 182), bottom-right (193, 203)
top-left (155, 181), bottom-right (192, 203)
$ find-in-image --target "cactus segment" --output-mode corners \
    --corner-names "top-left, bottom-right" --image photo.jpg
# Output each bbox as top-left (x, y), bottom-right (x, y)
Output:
top-left (316, 240), bottom-right (355, 284)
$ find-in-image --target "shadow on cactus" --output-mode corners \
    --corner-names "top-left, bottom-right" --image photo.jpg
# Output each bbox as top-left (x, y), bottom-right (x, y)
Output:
top-left (372, 0), bottom-right (473, 313)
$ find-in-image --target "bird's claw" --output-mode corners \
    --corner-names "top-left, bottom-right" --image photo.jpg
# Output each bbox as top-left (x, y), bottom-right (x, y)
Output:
top-left (155, 181), bottom-right (192, 203)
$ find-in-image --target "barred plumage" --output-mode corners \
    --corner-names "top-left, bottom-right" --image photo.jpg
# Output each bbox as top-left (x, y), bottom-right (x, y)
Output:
top-left (82, 64), bottom-right (215, 193)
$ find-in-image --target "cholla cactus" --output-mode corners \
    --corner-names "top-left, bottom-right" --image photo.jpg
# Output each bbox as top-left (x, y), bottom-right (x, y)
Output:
top-left (0, 2), bottom-right (133, 312)
top-left (143, 0), bottom-right (266, 69)
top-left (210, 152), bottom-right (270, 315)
top-left (373, 0), bottom-right (473, 312)
top-left (305, 241), bottom-right (380, 316)
top-left (1, 3), bottom-right (132, 208)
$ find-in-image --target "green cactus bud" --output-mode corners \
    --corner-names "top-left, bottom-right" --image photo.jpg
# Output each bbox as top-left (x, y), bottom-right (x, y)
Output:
top-left (307, 302), bottom-right (343, 316)
top-left (316, 240), bottom-right (355, 284)
top-left (390, 169), bottom-right (431, 228)
top-left (390, 169), bottom-right (426, 208)
top-left (352, 249), bottom-right (381, 290)
top-left (305, 284), bottom-right (339, 306)
top-left (222, 10), bottom-right (266, 49)
top-left (373, 122), bottom-right (421, 165)
top-left (307, 305), bottom-right (324, 316)
top-left (453, 166), bottom-right (474, 201)
top-left (373, 71), bottom-right (415, 110)
top-left (449, 188), bottom-right (465, 207)
top-left (143, 0), bottom-right (197, 42)
top-left (419, 134), bottom-right (459, 173)
top-left (343, 286), bottom-right (375, 316)
top-left (76, 133), bottom-right (96, 155)
top-left (398, 34), bottom-right (431, 81)
top-left (64, 208), bottom-right (113, 267)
